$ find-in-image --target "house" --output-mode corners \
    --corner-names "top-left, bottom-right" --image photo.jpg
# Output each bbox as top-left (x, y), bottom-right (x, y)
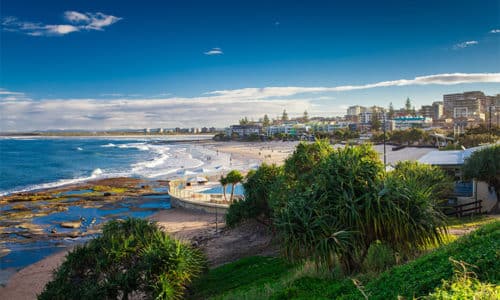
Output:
top-left (418, 145), bottom-right (498, 213)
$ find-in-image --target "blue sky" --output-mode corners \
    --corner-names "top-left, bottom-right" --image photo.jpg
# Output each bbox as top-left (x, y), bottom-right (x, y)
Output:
top-left (0, 0), bottom-right (499, 130)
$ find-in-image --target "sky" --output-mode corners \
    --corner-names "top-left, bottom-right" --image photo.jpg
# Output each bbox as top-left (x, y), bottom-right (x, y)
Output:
top-left (0, 0), bottom-right (499, 131)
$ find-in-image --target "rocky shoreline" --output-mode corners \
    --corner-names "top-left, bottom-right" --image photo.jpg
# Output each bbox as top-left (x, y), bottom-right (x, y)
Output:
top-left (0, 177), bottom-right (172, 283)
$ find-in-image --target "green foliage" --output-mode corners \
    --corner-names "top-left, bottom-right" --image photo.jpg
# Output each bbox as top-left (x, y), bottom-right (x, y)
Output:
top-left (283, 139), bottom-right (333, 183)
top-left (302, 110), bottom-right (309, 123)
top-left (391, 161), bottom-right (453, 200)
top-left (425, 258), bottom-right (500, 299)
top-left (377, 162), bottom-right (452, 255)
top-left (189, 256), bottom-right (295, 299)
top-left (282, 109), bottom-right (289, 122)
top-left (370, 113), bottom-right (381, 131)
top-left (458, 133), bottom-right (498, 148)
top-left (272, 143), bottom-right (451, 274)
top-left (387, 129), bottom-right (431, 145)
top-left (462, 144), bottom-right (500, 204)
top-left (39, 218), bottom-right (206, 300)
top-left (225, 170), bottom-right (244, 202)
top-left (190, 221), bottom-right (500, 299)
top-left (365, 220), bottom-right (500, 299)
top-left (239, 116), bottom-right (249, 125)
top-left (263, 114), bottom-right (271, 127)
top-left (362, 241), bottom-right (396, 273)
top-left (226, 164), bottom-right (282, 227)
top-left (275, 144), bottom-right (384, 273)
top-left (219, 175), bottom-right (228, 201)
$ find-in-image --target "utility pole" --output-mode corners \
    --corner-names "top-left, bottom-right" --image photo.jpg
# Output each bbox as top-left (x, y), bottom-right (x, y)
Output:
top-left (489, 105), bottom-right (492, 141)
top-left (383, 111), bottom-right (387, 167)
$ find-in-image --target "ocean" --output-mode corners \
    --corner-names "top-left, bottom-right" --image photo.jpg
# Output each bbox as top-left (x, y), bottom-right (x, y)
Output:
top-left (0, 135), bottom-right (251, 282)
top-left (0, 135), bottom-right (232, 196)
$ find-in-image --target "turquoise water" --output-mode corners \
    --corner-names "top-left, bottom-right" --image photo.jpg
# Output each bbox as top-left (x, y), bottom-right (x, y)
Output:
top-left (201, 184), bottom-right (245, 195)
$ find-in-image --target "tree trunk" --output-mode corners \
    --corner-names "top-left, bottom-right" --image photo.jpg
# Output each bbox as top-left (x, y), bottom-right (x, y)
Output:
top-left (230, 184), bottom-right (235, 202)
top-left (341, 253), bottom-right (361, 275)
top-left (222, 185), bottom-right (227, 201)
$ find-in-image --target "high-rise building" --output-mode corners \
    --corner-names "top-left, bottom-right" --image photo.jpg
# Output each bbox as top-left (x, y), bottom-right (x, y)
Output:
top-left (346, 105), bottom-right (367, 117)
top-left (420, 105), bottom-right (433, 119)
top-left (443, 91), bottom-right (488, 119)
top-left (432, 101), bottom-right (444, 120)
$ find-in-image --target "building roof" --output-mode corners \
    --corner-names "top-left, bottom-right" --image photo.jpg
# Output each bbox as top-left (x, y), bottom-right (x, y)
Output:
top-left (418, 145), bottom-right (491, 166)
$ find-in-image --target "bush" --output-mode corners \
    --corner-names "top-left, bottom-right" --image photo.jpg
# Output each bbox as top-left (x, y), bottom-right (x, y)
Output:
top-left (274, 144), bottom-right (384, 273)
top-left (426, 258), bottom-right (500, 299)
top-left (39, 218), bottom-right (206, 300)
top-left (363, 241), bottom-right (396, 273)
top-left (272, 143), bottom-right (451, 274)
top-left (366, 220), bottom-right (500, 299)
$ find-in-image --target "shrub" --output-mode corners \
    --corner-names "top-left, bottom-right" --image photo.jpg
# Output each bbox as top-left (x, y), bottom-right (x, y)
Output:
top-left (462, 144), bottom-right (500, 212)
top-left (274, 144), bottom-right (384, 273)
top-left (366, 220), bottom-right (500, 299)
top-left (272, 143), bottom-right (450, 274)
top-left (39, 218), bottom-right (206, 300)
top-left (425, 258), bottom-right (500, 299)
top-left (225, 164), bottom-right (283, 227)
top-left (363, 241), bottom-right (396, 273)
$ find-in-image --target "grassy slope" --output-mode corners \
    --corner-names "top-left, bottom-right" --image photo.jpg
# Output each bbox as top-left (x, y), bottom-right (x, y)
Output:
top-left (189, 220), bottom-right (500, 299)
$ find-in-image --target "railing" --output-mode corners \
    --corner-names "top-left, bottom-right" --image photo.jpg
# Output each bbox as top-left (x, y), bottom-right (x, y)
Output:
top-left (168, 180), bottom-right (243, 205)
top-left (444, 200), bottom-right (483, 217)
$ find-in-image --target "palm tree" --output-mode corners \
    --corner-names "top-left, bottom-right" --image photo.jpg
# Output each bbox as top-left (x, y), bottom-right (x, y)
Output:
top-left (219, 175), bottom-right (228, 201)
top-left (226, 170), bottom-right (244, 202)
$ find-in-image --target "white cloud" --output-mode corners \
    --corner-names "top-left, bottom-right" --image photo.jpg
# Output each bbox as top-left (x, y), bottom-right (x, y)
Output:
top-left (208, 73), bottom-right (500, 99)
top-left (453, 40), bottom-right (478, 49)
top-left (490, 29), bottom-right (500, 33)
top-left (0, 88), bottom-right (29, 101)
top-left (204, 47), bottom-right (223, 55)
top-left (1, 11), bottom-right (121, 36)
top-left (64, 11), bottom-right (90, 23)
top-left (1, 72), bottom-right (499, 131)
top-left (46, 25), bottom-right (80, 35)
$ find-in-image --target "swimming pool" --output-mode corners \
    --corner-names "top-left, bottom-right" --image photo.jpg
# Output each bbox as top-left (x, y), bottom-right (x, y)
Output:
top-left (200, 184), bottom-right (245, 195)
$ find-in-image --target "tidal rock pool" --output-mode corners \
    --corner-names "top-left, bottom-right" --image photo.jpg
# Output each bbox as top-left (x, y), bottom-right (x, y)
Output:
top-left (0, 181), bottom-right (171, 286)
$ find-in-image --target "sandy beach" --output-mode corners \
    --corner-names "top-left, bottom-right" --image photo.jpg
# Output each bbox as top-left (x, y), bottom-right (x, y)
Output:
top-left (0, 140), bottom-right (435, 299)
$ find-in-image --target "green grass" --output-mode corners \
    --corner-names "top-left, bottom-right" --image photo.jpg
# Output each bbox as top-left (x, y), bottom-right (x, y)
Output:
top-left (364, 220), bottom-right (500, 299)
top-left (189, 221), bottom-right (500, 299)
top-left (189, 256), bottom-right (295, 299)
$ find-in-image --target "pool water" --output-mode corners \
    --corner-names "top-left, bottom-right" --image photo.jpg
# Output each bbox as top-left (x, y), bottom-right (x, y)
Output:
top-left (200, 184), bottom-right (245, 195)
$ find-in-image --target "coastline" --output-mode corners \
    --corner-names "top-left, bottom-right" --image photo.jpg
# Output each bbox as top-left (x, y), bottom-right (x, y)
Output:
top-left (0, 140), bottom-right (435, 299)
top-left (0, 140), bottom-right (293, 298)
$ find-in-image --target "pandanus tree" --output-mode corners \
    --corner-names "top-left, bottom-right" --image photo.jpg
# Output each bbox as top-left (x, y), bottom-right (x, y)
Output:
top-left (273, 143), bottom-right (452, 273)
top-left (462, 144), bottom-right (500, 212)
top-left (226, 170), bottom-right (244, 202)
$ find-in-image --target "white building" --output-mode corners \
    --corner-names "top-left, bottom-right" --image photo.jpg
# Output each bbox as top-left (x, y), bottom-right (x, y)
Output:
top-left (267, 123), bottom-right (309, 136)
top-left (226, 125), bottom-right (262, 137)
top-left (393, 116), bottom-right (432, 130)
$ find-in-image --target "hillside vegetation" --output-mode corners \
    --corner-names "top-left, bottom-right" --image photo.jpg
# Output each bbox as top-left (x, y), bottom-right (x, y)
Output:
top-left (191, 220), bottom-right (499, 299)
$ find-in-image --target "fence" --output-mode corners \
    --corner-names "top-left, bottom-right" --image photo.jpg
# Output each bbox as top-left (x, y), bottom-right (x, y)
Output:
top-left (444, 199), bottom-right (483, 217)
